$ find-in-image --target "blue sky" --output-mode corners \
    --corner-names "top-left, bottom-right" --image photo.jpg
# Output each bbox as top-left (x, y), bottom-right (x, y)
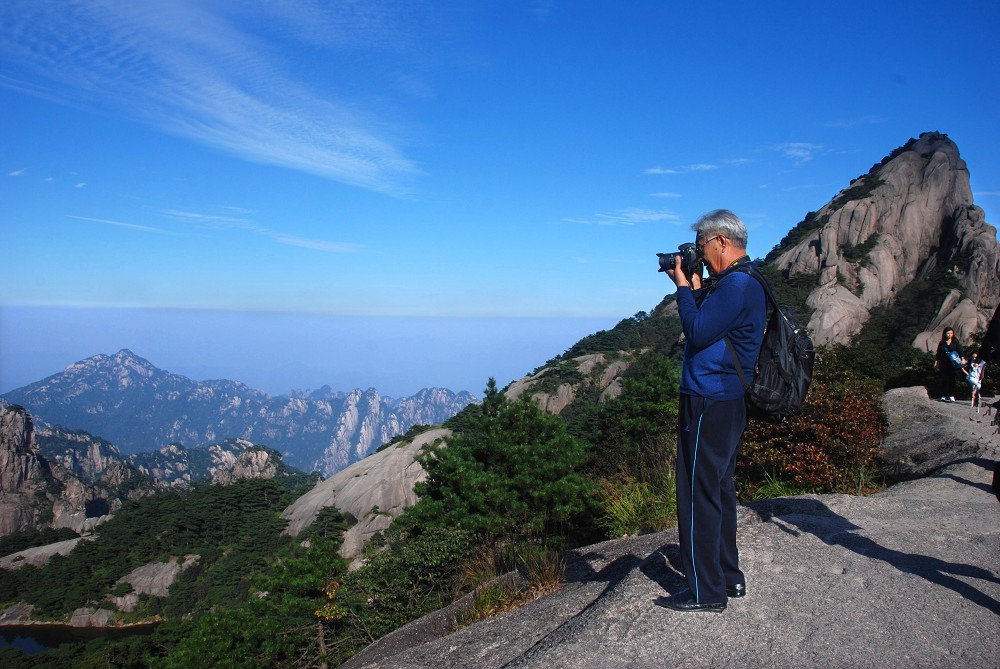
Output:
top-left (2, 1), bottom-right (998, 397)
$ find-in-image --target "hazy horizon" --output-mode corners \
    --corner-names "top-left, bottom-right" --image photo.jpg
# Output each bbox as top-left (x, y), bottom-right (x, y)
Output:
top-left (0, 306), bottom-right (618, 398)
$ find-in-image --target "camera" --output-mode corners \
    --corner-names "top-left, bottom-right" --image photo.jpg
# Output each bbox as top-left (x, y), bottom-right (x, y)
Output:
top-left (657, 242), bottom-right (702, 277)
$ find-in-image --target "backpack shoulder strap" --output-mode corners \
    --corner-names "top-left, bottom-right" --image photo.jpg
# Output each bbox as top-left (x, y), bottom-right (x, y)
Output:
top-left (724, 336), bottom-right (750, 389)
top-left (730, 264), bottom-right (778, 310)
top-left (722, 263), bottom-right (774, 390)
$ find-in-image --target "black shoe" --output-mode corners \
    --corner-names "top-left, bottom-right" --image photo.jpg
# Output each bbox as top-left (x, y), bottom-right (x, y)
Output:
top-left (726, 583), bottom-right (747, 599)
top-left (654, 590), bottom-right (726, 613)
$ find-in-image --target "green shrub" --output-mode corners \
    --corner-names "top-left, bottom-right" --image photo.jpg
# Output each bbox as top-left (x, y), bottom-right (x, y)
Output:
top-left (766, 211), bottom-right (828, 262)
top-left (841, 232), bottom-right (880, 266)
top-left (338, 524), bottom-right (476, 651)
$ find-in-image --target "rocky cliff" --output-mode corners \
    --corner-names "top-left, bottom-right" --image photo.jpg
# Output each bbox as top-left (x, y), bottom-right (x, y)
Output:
top-left (0, 407), bottom-right (50, 535)
top-left (128, 438), bottom-right (295, 486)
top-left (2, 349), bottom-right (477, 476)
top-left (0, 406), bottom-right (153, 536)
top-left (770, 132), bottom-right (999, 349)
top-left (0, 405), bottom-right (307, 537)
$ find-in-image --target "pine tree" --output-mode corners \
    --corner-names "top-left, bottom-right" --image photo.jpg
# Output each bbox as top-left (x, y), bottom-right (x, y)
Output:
top-left (410, 378), bottom-right (597, 546)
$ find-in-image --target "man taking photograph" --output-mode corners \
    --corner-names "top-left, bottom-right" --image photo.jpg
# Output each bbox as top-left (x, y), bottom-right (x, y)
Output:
top-left (659, 209), bottom-right (767, 613)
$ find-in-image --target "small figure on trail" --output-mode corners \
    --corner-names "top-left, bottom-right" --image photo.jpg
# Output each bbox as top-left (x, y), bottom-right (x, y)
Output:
top-left (933, 327), bottom-right (964, 402)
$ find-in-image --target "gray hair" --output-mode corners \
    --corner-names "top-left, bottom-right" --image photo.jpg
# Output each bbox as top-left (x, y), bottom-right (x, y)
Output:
top-left (692, 209), bottom-right (748, 249)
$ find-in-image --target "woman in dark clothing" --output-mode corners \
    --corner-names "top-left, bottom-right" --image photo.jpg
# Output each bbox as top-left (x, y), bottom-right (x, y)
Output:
top-left (933, 327), bottom-right (964, 402)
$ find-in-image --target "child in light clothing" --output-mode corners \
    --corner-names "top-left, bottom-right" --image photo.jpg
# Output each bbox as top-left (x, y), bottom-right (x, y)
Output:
top-left (964, 353), bottom-right (986, 411)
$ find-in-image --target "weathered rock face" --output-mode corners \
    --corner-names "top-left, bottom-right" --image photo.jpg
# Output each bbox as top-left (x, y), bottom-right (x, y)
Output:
top-left (110, 555), bottom-right (200, 612)
top-left (771, 132), bottom-right (1000, 349)
top-left (0, 406), bottom-right (156, 536)
top-left (210, 446), bottom-right (280, 485)
top-left (129, 438), bottom-right (298, 486)
top-left (282, 428), bottom-right (448, 567)
top-left (0, 407), bottom-right (49, 535)
top-left (2, 349), bottom-right (477, 476)
top-left (505, 353), bottom-right (633, 415)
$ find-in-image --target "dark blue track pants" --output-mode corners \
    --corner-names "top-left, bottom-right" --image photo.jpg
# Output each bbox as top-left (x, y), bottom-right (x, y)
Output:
top-left (675, 393), bottom-right (746, 604)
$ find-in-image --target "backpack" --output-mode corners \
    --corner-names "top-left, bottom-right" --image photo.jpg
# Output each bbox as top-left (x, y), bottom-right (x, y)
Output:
top-left (946, 350), bottom-right (964, 369)
top-left (723, 265), bottom-right (815, 422)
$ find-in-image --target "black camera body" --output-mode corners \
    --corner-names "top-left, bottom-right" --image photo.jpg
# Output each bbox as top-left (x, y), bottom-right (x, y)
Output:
top-left (657, 242), bottom-right (702, 277)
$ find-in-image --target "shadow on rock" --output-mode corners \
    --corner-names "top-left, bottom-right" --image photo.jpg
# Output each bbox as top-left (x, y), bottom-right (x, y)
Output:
top-left (752, 496), bottom-right (1000, 616)
top-left (929, 457), bottom-right (997, 495)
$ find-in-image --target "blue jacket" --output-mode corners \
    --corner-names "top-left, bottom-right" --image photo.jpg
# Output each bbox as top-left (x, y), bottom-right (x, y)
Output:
top-left (676, 262), bottom-right (767, 400)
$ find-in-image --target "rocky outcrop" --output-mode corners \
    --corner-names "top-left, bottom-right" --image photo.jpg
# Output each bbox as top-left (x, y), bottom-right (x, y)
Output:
top-left (0, 407), bottom-right (50, 535)
top-left (2, 349), bottom-right (477, 476)
top-left (210, 446), bottom-right (281, 484)
top-left (0, 536), bottom-right (88, 570)
top-left (878, 386), bottom-right (1000, 478)
top-left (69, 607), bottom-right (115, 627)
top-left (129, 438), bottom-right (300, 486)
top-left (505, 353), bottom-right (632, 415)
top-left (35, 424), bottom-right (153, 532)
top-left (282, 428), bottom-right (448, 567)
top-left (0, 407), bottom-right (122, 536)
top-left (771, 132), bottom-right (999, 349)
top-left (110, 555), bottom-right (200, 612)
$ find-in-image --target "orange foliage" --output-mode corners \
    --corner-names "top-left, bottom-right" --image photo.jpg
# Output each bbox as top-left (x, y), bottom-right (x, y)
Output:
top-left (738, 372), bottom-right (886, 493)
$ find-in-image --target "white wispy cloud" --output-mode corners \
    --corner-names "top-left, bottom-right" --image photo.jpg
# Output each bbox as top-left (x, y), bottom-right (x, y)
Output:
top-left (0, 1), bottom-right (424, 195)
top-left (272, 235), bottom-right (361, 253)
top-left (159, 208), bottom-right (360, 253)
top-left (160, 209), bottom-right (253, 228)
top-left (645, 158), bottom-right (747, 176)
top-left (9, 168), bottom-right (26, 177)
top-left (776, 142), bottom-right (824, 164)
top-left (563, 208), bottom-right (682, 226)
top-left (70, 215), bottom-right (170, 234)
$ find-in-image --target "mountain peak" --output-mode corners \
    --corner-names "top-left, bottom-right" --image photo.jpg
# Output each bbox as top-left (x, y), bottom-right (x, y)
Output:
top-left (770, 132), bottom-right (998, 348)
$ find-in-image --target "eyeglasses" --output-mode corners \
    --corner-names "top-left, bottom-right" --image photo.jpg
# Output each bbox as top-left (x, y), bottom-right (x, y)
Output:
top-left (696, 235), bottom-right (724, 255)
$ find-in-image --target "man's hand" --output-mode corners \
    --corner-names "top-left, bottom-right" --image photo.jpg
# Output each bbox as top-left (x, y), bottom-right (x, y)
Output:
top-left (666, 255), bottom-right (701, 290)
top-left (666, 255), bottom-right (689, 288)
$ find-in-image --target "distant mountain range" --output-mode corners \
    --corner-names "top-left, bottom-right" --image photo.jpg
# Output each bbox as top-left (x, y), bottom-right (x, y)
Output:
top-left (1, 349), bottom-right (477, 476)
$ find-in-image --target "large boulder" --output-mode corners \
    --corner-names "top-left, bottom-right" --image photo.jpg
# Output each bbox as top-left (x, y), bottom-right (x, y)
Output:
top-left (281, 428), bottom-right (448, 566)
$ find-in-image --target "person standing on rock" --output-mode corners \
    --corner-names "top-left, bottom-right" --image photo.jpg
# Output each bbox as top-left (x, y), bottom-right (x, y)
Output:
top-left (933, 327), bottom-right (965, 402)
top-left (660, 209), bottom-right (766, 613)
